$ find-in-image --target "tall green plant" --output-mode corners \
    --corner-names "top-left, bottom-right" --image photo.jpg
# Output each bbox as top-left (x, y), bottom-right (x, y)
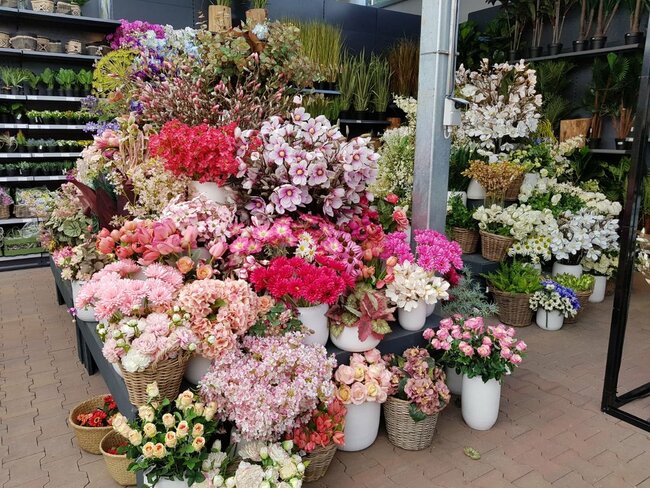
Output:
top-left (593, 0), bottom-right (622, 37)
top-left (370, 54), bottom-right (391, 113)
top-left (297, 21), bottom-right (342, 83)
top-left (578, 0), bottom-right (596, 40)
top-left (610, 54), bottom-right (641, 139)
top-left (486, 0), bottom-right (530, 52)
top-left (352, 52), bottom-right (373, 112)
top-left (338, 52), bottom-right (355, 112)
top-left (587, 53), bottom-right (630, 139)
top-left (534, 60), bottom-right (575, 129)
top-left (547, 0), bottom-right (579, 44)
top-left (387, 38), bottom-right (419, 97)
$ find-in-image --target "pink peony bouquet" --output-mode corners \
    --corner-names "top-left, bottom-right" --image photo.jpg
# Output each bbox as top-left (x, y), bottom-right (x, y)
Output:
top-left (333, 349), bottom-right (392, 405)
top-left (384, 347), bottom-right (450, 421)
top-left (234, 107), bottom-right (379, 223)
top-left (424, 315), bottom-right (527, 382)
top-left (175, 279), bottom-right (259, 359)
top-left (199, 333), bottom-right (336, 442)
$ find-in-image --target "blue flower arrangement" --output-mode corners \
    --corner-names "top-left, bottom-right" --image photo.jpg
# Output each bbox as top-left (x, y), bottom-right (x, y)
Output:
top-left (529, 279), bottom-right (580, 317)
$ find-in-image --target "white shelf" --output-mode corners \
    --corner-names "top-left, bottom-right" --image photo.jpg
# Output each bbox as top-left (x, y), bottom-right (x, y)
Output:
top-left (0, 253), bottom-right (46, 262)
top-left (0, 152), bottom-right (81, 159)
top-left (0, 123), bottom-right (28, 129)
top-left (0, 217), bottom-right (42, 225)
top-left (0, 153), bottom-right (32, 158)
top-left (0, 94), bottom-right (86, 102)
top-left (0, 175), bottom-right (66, 183)
top-left (0, 124), bottom-right (87, 130)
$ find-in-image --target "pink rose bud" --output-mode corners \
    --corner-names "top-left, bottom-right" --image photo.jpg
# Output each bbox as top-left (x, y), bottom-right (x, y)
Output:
top-left (209, 241), bottom-right (227, 259)
top-left (384, 193), bottom-right (399, 204)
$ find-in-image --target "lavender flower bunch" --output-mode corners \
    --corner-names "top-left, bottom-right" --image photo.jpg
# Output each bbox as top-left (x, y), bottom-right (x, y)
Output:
top-left (529, 279), bottom-right (580, 317)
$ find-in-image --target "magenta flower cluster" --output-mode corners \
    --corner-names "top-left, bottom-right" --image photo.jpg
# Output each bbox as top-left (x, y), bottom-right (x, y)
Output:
top-left (106, 19), bottom-right (166, 50)
top-left (414, 229), bottom-right (463, 275)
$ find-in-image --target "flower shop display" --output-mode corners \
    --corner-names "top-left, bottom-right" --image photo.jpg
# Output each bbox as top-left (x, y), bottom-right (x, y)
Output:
top-left (583, 252), bottom-right (619, 302)
top-left (383, 348), bottom-right (450, 450)
top-left (425, 316), bottom-right (527, 430)
top-left (483, 261), bottom-right (543, 327)
top-left (112, 384), bottom-right (219, 487)
top-left (529, 279), bottom-right (580, 331)
top-left (553, 273), bottom-right (595, 323)
top-left (69, 394), bottom-right (118, 454)
top-left (333, 350), bottom-right (391, 451)
top-left (0, 186), bottom-right (12, 219)
top-left (200, 333), bottom-right (335, 443)
top-left (286, 398), bottom-right (346, 482)
top-left (100, 431), bottom-right (137, 487)
top-left (446, 195), bottom-right (479, 254)
top-left (461, 159), bottom-right (524, 205)
top-left (472, 205), bottom-right (515, 262)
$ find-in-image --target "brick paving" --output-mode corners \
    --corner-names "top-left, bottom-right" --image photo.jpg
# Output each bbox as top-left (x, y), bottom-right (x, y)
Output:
top-left (1, 267), bottom-right (649, 487)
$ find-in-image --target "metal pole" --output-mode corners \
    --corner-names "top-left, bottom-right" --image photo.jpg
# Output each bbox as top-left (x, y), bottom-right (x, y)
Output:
top-left (411, 0), bottom-right (457, 233)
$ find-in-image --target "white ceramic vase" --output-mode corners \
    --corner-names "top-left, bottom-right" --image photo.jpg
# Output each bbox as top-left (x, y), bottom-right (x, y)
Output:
top-left (189, 181), bottom-right (232, 204)
top-left (461, 375), bottom-right (501, 430)
top-left (426, 302), bottom-right (435, 317)
top-left (150, 478), bottom-right (190, 488)
top-left (298, 303), bottom-right (329, 346)
top-left (330, 326), bottom-right (381, 353)
top-left (536, 308), bottom-right (564, 331)
top-left (398, 300), bottom-right (426, 331)
top-left (338, 401), bottom-right (381, 451)
top-left (71, 280), bottom-right (96, 322)
top-left (445, 366), bottom-right (463, 396)
top-left (588, 275), bottom-right (607, 303)
top-left (552, 262), bottom-right (583, 277)
top-left (447, 191), bottom-right (467, 206)
top-left (467, 178), bottom-right (486, 199)
top-left (184, 355), bottom-right (212, 384)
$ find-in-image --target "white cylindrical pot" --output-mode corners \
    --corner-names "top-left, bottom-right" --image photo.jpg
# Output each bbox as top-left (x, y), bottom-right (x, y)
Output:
top-left (184, 355), bottom-right (212, 384)
top-left (298, 303), bottom-right (329, 346)
top-left (589, 275), bottom-right (607, 303)
top-left (523, 172), bottom-right (540, 188)
top-left (425, 302), bottom-right (435, 317)
top-left (152, 478), bottom-right (190, 488)
top-left (72, 280), bottom-right (96, 322)
top-left (330, 326), bottom-right (381, 353)
top-left (445, 366), bottom-right (463, 396)
top-left (467, 179), bottom-right (486, 199)
top-left (447, 191), bottom-right (467, 206)
top-left (536, 308), bottom-right (564, 331)
top-left (552, 262), bottom-right (583, 277)
top-left (461, 375), bottom-right (501, 430)
top-left (397, 301), bottom-right (426, 331)
top-left (189, 181), bottom-right (232, 204)
top-left (339, 402), bottom-right (381, 451)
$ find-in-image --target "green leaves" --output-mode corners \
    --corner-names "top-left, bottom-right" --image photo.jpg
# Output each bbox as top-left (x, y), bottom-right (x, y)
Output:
top-left (409, 403), bottom-right (428, 423)
top-left (464, 446), bottom-right (481, 460)
top-left (483, 261), bottom-right (543, 294)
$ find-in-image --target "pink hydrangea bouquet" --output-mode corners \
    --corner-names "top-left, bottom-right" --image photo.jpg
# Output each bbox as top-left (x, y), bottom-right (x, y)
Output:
top-left (384, 347), bottom-right (450, 421)
top-left (176, 279), bottom-right (259, 359)
top-left (234, 107), bottom-right (379, 223)
top-left (424, 315), bottom-right (527, 382)
top-left (333, 349), bottom-right (392, 405)
top-left (199, 333), bottom-right (336, 442)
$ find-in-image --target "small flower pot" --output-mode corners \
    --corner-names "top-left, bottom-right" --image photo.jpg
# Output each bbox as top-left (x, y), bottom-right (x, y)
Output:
top-left (184, 355), bottom-right (212, 384)
top-left (614, 138), bottom-right (626, 150)
top-left (588, 275), bottom-right (607, 303)
top-left (384, 396), bottom-right (438, 450)
top-left (466, 178), bottom-right (486, 199)
top-left (590, 36), bottom-right (607, 49)
top-left (445, 366), bottom-right (463, 395)
top-left (398, 300), bottom-right (427, 331)
top-left (303, 443), bottom-right (337, 482)
top-left (69, 395), bottom-right (114, 454)
top-left (100, 432), bottom-right (137, 486)
top-left (339, 401), bottom-right (381, 452)
top-left (547, 43), bottom-right (563, 55)
top-left (189, 180), bottom-right (233, 204)
top-left (330, 326), bottom-right (381, 353)
top-left (552, 262), bottom-right (582, 278)
top-left (208, 4), bottom-right (232, 33)
top-left (153, 479), bottom-right (190, 488)
top-left (245, 7), bottom-right (267, 26)
top-left (298, 303), bottom-right (330, 346)
top-left (572, 39), bottom-right (589, 51)
top-left (625, 32), bottom-right (644, 44)
top-left (535, 308), bottom-right (564, 331)
top-left (461, 375), bottom-right (501, 430)
top-left (72, 280), bottom-right (96, 322)
top-left (528, 46), bottom-right (543, 58)
top-left (451, 227), bottom-right (479, 254)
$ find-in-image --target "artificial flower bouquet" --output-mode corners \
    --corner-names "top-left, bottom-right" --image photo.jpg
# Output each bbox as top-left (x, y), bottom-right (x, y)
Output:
top-left (287, 398), bottom-right (346, 453)
top-left (0, 186), bottom-right (13, 206)
top-left (333, 350), bottom-right (391, 405)
top-left (55, 239), bottom-right (115, 281)
top-left (40, 182), bottom-right (94, 251)
top-left (385, 260), bottom-right (450, 312)
top-left (111, 384), bottom-right (219, 487)
top-left (461, 159), bottom-right (524, 201)
top-left (529, 280), bottom-right (580, 318)
top-left (373, 193), bottom-right (411, 234)
top-left (76, 395), bottom-right (118, 427)
top-left (247, 298), bottom-right (305, 337)
top-left (582, 251), bottom-right (619, 278)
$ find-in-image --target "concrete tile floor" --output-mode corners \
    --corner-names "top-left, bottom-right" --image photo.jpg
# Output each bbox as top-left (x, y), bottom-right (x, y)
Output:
top-left (1, 267), bottom-right (649, 487)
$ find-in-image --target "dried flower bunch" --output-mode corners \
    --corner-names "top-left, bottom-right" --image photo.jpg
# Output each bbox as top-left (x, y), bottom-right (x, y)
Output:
top-left (462, 160), bottom-right (524, 194)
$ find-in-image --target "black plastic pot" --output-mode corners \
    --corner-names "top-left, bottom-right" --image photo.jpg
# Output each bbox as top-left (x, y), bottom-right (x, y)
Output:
top-left (0, 167), bottom-right (6, 176)
top-left (509, 49), bottom-right (519, 63)
top-left (65, 88), bottom-right (74, 97)
top-left (625, 137), bottom-right (634, 150)
top-left (33, 167), bottom-right (43, 176)
top-left (614, 138), bottom-right (626, 150)
top-left (46, 88), bottom-right (54, 96)
top-left (572, 40), bottom-right (589, 51)
top-left (625, 32), bottom-right (644, 44)
top-left (6, 168), bottom-right (16, 176)
top-left (547, 43), bottom-right (563, 55)
top-left (590, 36), bottom-right (607, 49)
top-left (0, 114), bottom-right (7, 123)
top-left (48, 146), bottom-right (57, 153)
top-left (528, 46), bottom-right (543, 58)
top-left (10, 86), bottom-right (21, 95)
top-left (588, 138), bottom-right (601, 149)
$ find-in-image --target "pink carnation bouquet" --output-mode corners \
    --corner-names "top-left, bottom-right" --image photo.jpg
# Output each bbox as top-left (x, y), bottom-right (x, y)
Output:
top-left (199, 333), bottom-right (336, 442)
top-left (333, 349), bottom-right (392, 405)
top-left (424, 315), bottom-right (527, 382)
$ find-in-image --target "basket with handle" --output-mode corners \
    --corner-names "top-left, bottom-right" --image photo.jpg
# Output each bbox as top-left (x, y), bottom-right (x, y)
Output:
top-left (100, 431), bottom-right (136, 486)
top-left (490, 288), bottom-right (533, 327)
top-left (120, 351), bottom-right (190, 406)
top-left (564, 288), bottom-right (592, 324)
top-left (69, 394), bottom-right (114, 454)
top-left (452, 227), bottom-right (479, 254)
top-left (479, 230), bottom-right (513, 262)
top-left (10, 35), bottom-right (37, 50)
top-left (383, 396), bottom-right (438, 451)
top-left (504, 173), bottom-right (525, 201)
top-left (303, 443), bottom-right (337, 482)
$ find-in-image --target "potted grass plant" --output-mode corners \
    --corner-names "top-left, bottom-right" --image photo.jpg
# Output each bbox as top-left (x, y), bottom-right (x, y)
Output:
top-left (338, 53), bottom-right (355, 119)
top-left (371, 53), bottom-right (391, 119)
top-left (352, 52), bottom-right (373, 119)
top-left (246, 0), bottom-right (267, 26)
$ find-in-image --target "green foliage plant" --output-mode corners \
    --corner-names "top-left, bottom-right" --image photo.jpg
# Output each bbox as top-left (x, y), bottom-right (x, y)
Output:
top-left (553, 273), bottom-right (595, 292)
top-left (482, 260), bottom-right (543, 294)
top-left (446, 195), bottom-right (478, 232)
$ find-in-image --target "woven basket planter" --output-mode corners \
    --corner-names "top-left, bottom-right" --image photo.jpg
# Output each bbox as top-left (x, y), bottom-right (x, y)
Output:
top-left (0, 32), bottom-right (9, 48)
top-left (47, 41), bottom-right (62, 53)
top-left (0, 205), bottom-right (9, 220)
top-left (303, 443), bottom-right (337, 482)
top-left (384, 397), bottom-right (438, 451)
top-left (66, 39), bottom-right (82, 54)
top-left (55, 1), bottom-right (72, 13)
top-left (504, 173), bottom-right (525, 201)
top-left (31, 0), bottom-right (55, 11)
top-left (120, 352), bottom-right (190, 406)
top-left (100, 431), bottom-right (136, 486)
top-left (36, 36), bottom-right (49, 51)
top-left (479, 230), bottom-right (513, 262)
top-left (10, 35), bottom-right (37, 50)
top-left (70, 3), bottom-right (80, 15)
top-left (452, 227), bottom-right (479, 254)
top-left (69, 395), bottom-right (114, 454)
top-left (564, 289), bottom-right (592, 324)
top-left (14, 205), bottom-right (33, 218)
top-left (491, 288), bottom-right (533, 327)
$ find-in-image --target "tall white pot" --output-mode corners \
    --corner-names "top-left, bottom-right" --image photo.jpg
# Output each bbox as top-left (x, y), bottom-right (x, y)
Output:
top-left (71, 280), bottom-right (96, 322)
top-left (184, 355), bottom-right (212, 384)
top-left (330, 326), bottom-right (381, 352)
top-left (467, 179), bottom-right (486, 200)
top-left (338, 402), bottom-right (381, 451)
top-left (461, 375), bottom-right (501, 430)
top-left (552, 262), bottom-right (583, 277)
top-left (298, 303), bottom-right (329, 346)
top-left (588, 275), bottom-right (607, 303)
top-left (150, 478), bottom-right (190, 488)
top-left (535, 308), bottom-right (564, 331)
top-left (445, 366), bottom-right (463, 396)
top-left (397, 300), bottom-right (426, 331)
top-left (189, 181), bottom-right (233, 204)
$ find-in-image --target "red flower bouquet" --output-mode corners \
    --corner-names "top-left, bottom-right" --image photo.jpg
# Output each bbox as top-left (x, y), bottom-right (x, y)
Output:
top-left (149, 119), bottom-right (238, 185)
top-left (287, 398), bottom-right (346, 453)
top-left (76, 395), bottom-right (119, 427)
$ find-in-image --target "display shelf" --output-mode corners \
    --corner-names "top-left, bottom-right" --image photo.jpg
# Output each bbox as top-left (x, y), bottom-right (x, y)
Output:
top-left (0, 217), bottom-right (41, 225)
top-left (0, 48), bottom-right (100, 63)
top-left (339, 118), bottom-right (391, 125)
top-left (0, 175), bottom-right (67, 182)
top-left (522, 43), bottom-right (642, 63)
top-left (0, 94), bottom-right (85, 101)
top-left (0, 124), bottom-right (86, 130)
top-left (0, 123), bottom-right (28, 129)
top-left (590, 148), bottom-right (630, 155)
top-left (0, 252), bottom-right (45, 262)
top-left (0, 6), bottom-right (120, 31)
top-left (301, 88), bottom-right (341, 95)
top-left (0, 152), bottom-right (32, 158)
top-left (0, 152), bottom-right (81, 158)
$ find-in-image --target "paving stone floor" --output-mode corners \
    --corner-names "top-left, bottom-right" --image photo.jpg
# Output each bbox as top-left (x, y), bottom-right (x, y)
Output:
top-left (1, 267), bottom-right (649, 487)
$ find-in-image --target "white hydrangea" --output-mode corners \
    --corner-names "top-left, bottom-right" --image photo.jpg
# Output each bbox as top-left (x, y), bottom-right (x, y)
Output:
top-left (121, 349), bottom-right (151, 373)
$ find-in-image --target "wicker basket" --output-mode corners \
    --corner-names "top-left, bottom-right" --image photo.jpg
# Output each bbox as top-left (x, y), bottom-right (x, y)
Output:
top-left (564, 289), bottom-right (592, 324)
top-left (0, 32), bottom-right (9, 48)
top-left (55, 1), bottom-right (72, 13)
top-left (303, 443), bottom-right (337, 482)
top-left (66, 39), bottom-right (82, 54)
top-left (120, 352), bottom-right (190, 406)
top-left (100, 431), bottom-right (136, 486)
top-left (70, 3), bottom-right (80, 15)
top-left (491, 288), bottom-right (533, 327)
top-left (208, 5), bottom-right (232, 32)
top-left (384, 397), bottom-right (438, 451)
top-left (479, 230), bottom-right (513, 262)
top-left (504, 173), bottom-right (525, 201)
top-left (10, 35), bottom-right (37, 50)
top-left (452, 227), bottom-right (479, 254)
top-left (36, 36), bottom-right (49, 51)
top-left (47, 41), bottom-right (62, 53)
top-left (69, 395), bottom-right (114, 454)
top-left (14, 205), bottom-right (33, 218)
top-left (31, 0), bottom-right (55, 11)
top-left (0, 205), bottom-right (9, 220)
